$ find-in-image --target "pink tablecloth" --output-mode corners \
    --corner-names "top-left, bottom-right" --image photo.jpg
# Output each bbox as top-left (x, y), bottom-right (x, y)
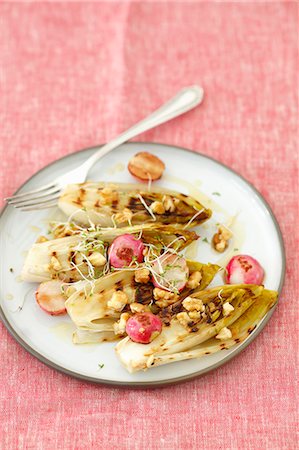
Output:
top-left (0, 3), bottom-right (298, 449)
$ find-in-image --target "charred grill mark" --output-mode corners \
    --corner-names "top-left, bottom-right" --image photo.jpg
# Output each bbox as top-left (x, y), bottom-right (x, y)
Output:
top-left (112, 198), bottom-right (119, 208)
top-left (52, 251), bottom-right (57, 257)
top-left (69, 251), bottom-right (76, 263)
top-left (94, 200), bottom-right (100, 208)
top-left (115, 280), bottom-right (123, 290)
top-left (235, 338), bottom-right (240, 343)
top-left (191, 327), bottom-right (198, 333)
top-left (205, 352), bottom-right (211, 355)
top-left (248, 325), bottom-right (257, 335)
top-left (72, 198), bottom-right (82, 206)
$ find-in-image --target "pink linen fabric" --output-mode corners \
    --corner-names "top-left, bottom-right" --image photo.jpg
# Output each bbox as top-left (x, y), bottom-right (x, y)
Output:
top-left (0, 2), bottom-right (298, 450)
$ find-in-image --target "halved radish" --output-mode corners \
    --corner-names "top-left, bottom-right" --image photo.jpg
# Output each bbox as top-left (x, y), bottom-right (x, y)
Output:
top-left (126, 312), bottom-right (162, 344)
top-left (151, 253), bottom-right (189, 292)
top-left (108, 234), bottom-right (144, 268)
top-left (226, 255), bottom-right (264, 285)
top-left (36, 280), bottom-right (67, 315)
top-left (128, 152), bottom-right (165, 181)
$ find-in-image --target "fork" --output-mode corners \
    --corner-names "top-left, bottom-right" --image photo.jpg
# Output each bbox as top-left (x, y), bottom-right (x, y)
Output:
top-left (6, 85), bottom-right (204, 211)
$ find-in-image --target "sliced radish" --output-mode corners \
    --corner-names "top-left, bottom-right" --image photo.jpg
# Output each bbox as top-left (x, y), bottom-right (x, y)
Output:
top-left (226, 255), bottom-right (264, 285)
top-left (151, 253), bottom-right (189, 292)
top-left (128, 152), bottom-right (165, 181)
top-left (36, 280), bottom-right (67, 315)
top-left (126, 312), bottom-right (162, 344)
top-left (108, 234), bottom-right (145, 268)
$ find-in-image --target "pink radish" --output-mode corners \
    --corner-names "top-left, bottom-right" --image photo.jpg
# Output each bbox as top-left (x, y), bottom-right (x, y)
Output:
top-left (126, 312), bottom-right (162, 344)
top-left (151, 253), bottom-right (189, 292)
top-left (36, 280), bottom-right (67, 315)
top-left (108, 234), bottom-right (144, 268)
top-left (226, 255), bottom-right (264, 285)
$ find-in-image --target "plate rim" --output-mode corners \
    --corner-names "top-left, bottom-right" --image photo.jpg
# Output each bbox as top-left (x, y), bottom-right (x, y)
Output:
top-left (0, 142), bottom-right (286, 387)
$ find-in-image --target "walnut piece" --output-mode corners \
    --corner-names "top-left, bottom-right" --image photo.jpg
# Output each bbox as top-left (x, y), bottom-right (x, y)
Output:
top-left (134, 268), bottom-right (150, 284)
top-left (182, 296), bottom-right (205, 312)
top-left (88, 252), bottom-right (106, 267)
top-left (222, 302), bottom-right (234, 316)
top-left (153, 287), bottom-right (178, 308)
top-left (162, 195), bottom-right (176, 212)
top-left (107, 290), bottom-right (129, 311)
top-left (150, 201), bottom-right (165, 214)
top-left (186, 271), bottom-right (202, 289)
top-left (176, 312), bottom-right (192, 328)
top-left (216, 327), bottom-right (232, 340)
top-left (113, 312), bottom-right (130, 335)
top-left (130, 302), bottom-right (149, 313)
top-left (212, 225), bottom-right (233, 253)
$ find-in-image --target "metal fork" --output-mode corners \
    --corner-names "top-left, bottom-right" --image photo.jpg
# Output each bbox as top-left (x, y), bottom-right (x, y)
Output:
top-left (6, 85), bottom-right (204, 211)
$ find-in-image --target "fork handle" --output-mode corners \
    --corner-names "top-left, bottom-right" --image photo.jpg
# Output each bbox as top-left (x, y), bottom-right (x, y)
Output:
top-left (81, 85), bottom-right (204, 173)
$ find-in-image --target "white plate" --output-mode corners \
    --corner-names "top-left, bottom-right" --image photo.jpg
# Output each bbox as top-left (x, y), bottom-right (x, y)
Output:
top-left (0, 143), bottom-right (285, 386)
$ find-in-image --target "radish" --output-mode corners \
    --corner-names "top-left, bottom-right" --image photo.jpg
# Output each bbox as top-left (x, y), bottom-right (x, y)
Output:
top-left (126, 312), bottom-right (162, 344)
top-left (151, 253), bottom-right (189, 292)
top-left (226, 255), bottom-right (264, 285)
top-left (108, 234), bottom-right (145, 268)
top-left (36, 280), bottom-right (67, 315)
top-left (128, 152), bottom-right (165, 181)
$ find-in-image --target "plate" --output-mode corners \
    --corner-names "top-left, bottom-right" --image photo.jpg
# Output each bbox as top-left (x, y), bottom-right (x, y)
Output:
top-left (0, 142), bottom-right (285, 386)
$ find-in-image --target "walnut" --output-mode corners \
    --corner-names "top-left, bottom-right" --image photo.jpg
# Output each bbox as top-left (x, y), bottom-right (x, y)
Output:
top-left (150, 201), bottom-right (165, 214)
top-left (113, 313), bottom-right (130, 335)
top-left (216, 327), bottom-right (232, 340)
top-left (88, 252), bottom-right (106, 267)
top-left (114, 208), bottom-right (133, 224)
top-left (186, 271), bottom-right (202, 289)
top-left (162, 195), bottom-right (176, 212)
top-left (212, 225), bottom-right (233, 253)
top-left (222, 302), bottom-right (234, 316)
top-left (99, 187), bottom-right (118, 205)
top-left (188, 310), bottom-right (201, 321)
top-left (134, 268), bottom-right (150, 284)
top-left (176, 312), bottom-right (192, 328)
top-left (182, 296), bottom-right (205, 312)
top-left (153, 288), bottom-right (178, 308)
top-left (107, 290), bottom-right (129, 311)
top-left (208, 302), bottom-right (216, 312)
top-left (130, 302), bottom-right (149, 313)
top-left (50, 255), bottom-right (61, 271)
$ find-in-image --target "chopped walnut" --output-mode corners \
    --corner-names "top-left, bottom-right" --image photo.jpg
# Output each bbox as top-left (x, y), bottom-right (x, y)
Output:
top-left (176, 312), bottom-right (192, 328)
top-left (153, 287), bottom-right (178, 308)
top-left (216, 327), bottom-right (232, 340)
top-left (114, 208), bottom-right (133, 224)
top-left (188, 310), bottom-right (201, 321)
top-left (212, 225), bottom-right (233, 253)
top-left (99, 187), bottom-right (118, 205)
top-left (150, 201), bottom-right (165, 214)
top-left (113, 312), bottom-right (130, 335)
top-left (186, 271), bottom-right (202, 289)
top-left (222, 302), bottom-right (234, 316)
top-left (162, 195), bottom-right (176, 212)
top-left (134, 268), bottom-right (150, 284)
top-left (208, 302), bottom-right (216, 312)
top-left (107, 290), bottom-right (129, 311)
top-left (130, 302), bottom-right (149, 313)
top-left (182, 296), bottom-right (205, 312)
top-left (88, 252), bottom-right (106, 267)
top-left (50, 255), bottom-right (61, 271)
top-left (36, 235), bottom-right (49, 243)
